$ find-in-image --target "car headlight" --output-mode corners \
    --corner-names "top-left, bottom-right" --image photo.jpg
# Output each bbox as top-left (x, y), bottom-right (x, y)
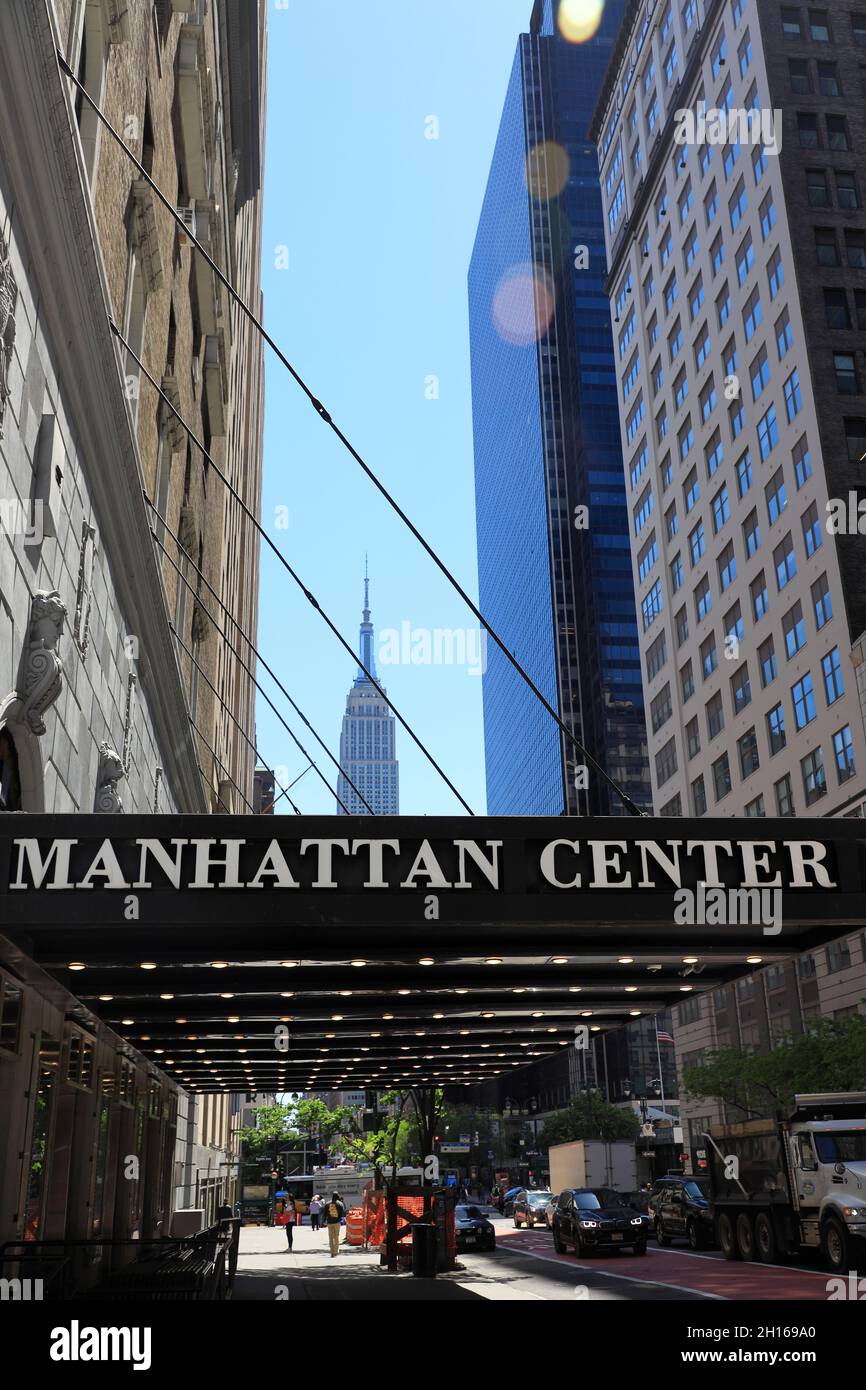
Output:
top-left (579, 1219), bottom-right (598, 1229)
top-left (842, 1205), bottom-right (866, 1218)
top-left (631, 1217), bottom-right (643, 1226)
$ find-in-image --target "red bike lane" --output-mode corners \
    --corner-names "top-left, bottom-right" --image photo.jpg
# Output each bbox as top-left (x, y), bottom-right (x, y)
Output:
top-left (496, 1226), bottom-right (834, 1300)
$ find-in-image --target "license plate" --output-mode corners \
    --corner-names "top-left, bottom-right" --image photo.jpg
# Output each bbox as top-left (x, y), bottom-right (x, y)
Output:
top-left (611, 1233), bottom-right (624, 1241)
top-left (464, 1234), bottom-right (476, 1243)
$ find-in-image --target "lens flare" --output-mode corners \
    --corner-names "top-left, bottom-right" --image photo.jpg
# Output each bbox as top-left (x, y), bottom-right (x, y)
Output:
top-left (525, 141), bottom-right (571, 201)
top-left (558, 0), bottom-right (605, 44)
top-left (492, 264), bottom-right (555, 347)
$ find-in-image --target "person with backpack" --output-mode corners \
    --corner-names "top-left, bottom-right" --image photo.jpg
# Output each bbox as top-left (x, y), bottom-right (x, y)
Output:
top-left (326, 1191), bottom-right (345, 1257)
top-left (284, 1195), bottom-right (296, 1249)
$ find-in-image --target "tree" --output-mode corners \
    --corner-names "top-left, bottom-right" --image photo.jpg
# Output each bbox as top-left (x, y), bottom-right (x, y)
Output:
top-left (538, 1092), bottom-right (640, 1148)
top-left (682, 1013), bottom-right (866, 1119)
top-left (236, 1102), bottom-right (296, 1158)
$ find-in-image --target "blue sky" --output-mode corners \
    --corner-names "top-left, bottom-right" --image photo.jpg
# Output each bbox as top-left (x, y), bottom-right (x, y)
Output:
top-left (255, 0), bottom-right (534, 817)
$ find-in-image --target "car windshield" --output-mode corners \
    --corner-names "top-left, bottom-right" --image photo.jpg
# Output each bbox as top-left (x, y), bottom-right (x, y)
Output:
top-left (814, 1132), bottom-right (866, 1164)
top-left (684, 1180), bottom-right (709, 1199)
top-left (575, 1192), bottom-right (602, 1210)
top-left (528, 1192), bottom-right (551, 1205)
top-left (456, 1206), bottom-right (484, 1220)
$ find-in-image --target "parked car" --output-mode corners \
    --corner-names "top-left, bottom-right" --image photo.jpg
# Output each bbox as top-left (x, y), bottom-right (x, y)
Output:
top-left (553, 1188), bottom-right (648, 1257)
top-left (455, 1204), bottom-right (496, 1252)
top-left (545, 1193), bottom-right (559, 1229)
top-left (513, 1189), bottom-right (553, 1228)
top-left (649, 1175), bottom-right (714, 1250)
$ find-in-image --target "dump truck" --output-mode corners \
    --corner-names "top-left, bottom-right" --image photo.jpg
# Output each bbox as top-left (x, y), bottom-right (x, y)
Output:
top-left (703, 1092), bottom-right (866, 1271)
top-left (548, 1139), bottom-right (637, 1198)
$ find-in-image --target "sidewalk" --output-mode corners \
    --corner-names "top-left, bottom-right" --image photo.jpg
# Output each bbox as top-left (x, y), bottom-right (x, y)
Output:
top-left (233, 1223), bottom-right (484, 1301)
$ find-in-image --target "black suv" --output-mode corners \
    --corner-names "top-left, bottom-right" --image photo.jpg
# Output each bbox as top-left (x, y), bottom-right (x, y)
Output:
top-left (650, 1175), bottom-right (714, 1250)
top-left (553, 1189), bottom-right (647, 1257)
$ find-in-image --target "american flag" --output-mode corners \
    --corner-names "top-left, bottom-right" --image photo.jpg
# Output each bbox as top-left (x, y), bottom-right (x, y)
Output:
top-left (656, 1030), bottom-right (675, 1044)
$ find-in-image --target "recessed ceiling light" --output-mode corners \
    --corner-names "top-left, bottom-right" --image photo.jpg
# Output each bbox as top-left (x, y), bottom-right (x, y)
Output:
top-left (121, 1018), bottom-right (134, 1026)
top-left (281, 961), bottom-right (300, 968)
top-left (98, 994), bottom-right (113, 1001)
top-left (630, 1010), bottom-right (642, 1016)
top-left (679, 985), bottom-right (693, 992)
top-left (485, 957), bottom-right (503, 965)
top-left (382, 1013), bottom-right (394, 1020)
top-left (331, 1014), bottom-right (344, 1021)
top-left (350, 959), bottom-right (367, 967)
top-left (418, 957), bottom-right (435, 966)
top-left (625, 986), bottom-right (638, 993)
top-left (455, 989), bottom-right (469, 995)
top-left (159, 993), bottom-right (174, 1000)
top-left (618, 956), bottom-right (634, 964)
top-left (68, 962), bottom-right (86, 971)
top-left (220, 993), bottom-right (235, 999)
top-left (682, 956), bottom-right (699, 965)
top-left (746, 955), bottom-right (763, 965)
top-left (140, 961), bottom-right (157, 970)
top-left (210, 961), bottom-right (228, 969)
top-left (227, 1015), bottom-right (240, 1023)
top-left (176, 1018), bottom-right (188, 1024)
top-left (568, 986), bottom-right (582, 993)
top-left (550, 957), bottom-right (568, 965)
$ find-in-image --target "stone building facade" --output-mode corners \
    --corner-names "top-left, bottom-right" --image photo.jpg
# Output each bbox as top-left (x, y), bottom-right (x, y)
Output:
top-left (0, 0), bottom-right (266, 1263)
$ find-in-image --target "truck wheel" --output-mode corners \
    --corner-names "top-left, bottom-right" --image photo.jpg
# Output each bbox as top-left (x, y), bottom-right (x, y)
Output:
top-left (736, 1213), bottom-right (756, 1261)
top-left (755, 1212), bottom-right (778, 1264)
top-left (656, 1221), bottom-right (671, 1246)
top-left (717, 1212), bottom-right (740, 1260)
top-left (821, 1218), bottom-right (849, 1274)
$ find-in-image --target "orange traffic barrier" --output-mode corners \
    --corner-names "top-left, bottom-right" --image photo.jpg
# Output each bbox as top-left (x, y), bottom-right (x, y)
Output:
top-left (344, 1207), bottom-right (366, 1245)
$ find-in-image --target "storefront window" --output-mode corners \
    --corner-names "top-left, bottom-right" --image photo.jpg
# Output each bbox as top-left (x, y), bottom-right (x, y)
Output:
top-left (23, 1036), bottom-right (60, 1240)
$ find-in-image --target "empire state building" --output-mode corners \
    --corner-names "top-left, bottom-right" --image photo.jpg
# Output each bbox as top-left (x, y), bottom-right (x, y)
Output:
top-left (336, 571), bottom-right (399, 815)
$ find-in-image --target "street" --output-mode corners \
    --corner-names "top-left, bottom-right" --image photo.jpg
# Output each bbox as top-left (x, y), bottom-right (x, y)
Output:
top-left (231, 1216), bottom-right (841, 1302)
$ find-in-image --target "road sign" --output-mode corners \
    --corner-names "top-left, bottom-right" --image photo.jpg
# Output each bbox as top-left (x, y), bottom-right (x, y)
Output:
top-left (440, 1143), bottom-right (470, 1154)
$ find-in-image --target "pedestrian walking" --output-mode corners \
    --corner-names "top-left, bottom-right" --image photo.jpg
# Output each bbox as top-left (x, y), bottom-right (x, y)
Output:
top-left (326, 1191), bottom-right (345, 1257)
top-left (309, 1194), bottom-right (322, 1232)
top-left (284, 1196), bottom-right (296, 1249)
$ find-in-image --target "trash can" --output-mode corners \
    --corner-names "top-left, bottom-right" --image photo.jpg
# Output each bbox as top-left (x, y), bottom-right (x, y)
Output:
top-left (411, 1223), bottom-right (437, 1278)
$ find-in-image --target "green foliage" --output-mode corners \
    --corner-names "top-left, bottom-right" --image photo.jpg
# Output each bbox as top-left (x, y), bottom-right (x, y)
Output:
top-left (538, 1091), bottom-right (641, 1148)
top-left (682, 1013), bottom-right (866, 1119)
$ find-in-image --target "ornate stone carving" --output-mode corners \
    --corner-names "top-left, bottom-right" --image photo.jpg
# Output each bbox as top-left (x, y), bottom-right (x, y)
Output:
top-left (95, 741), bottom-right (125, 814)
top-left (15, 590), bottom-right (66, 736)
top-left (73, 522), bottom-right (97, 656)
top-left (0, 232), bottom-right (17, 440)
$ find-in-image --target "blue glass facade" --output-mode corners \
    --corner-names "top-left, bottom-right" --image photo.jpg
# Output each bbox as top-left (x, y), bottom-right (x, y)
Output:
top-left (470, 0), bottom-right (650, 816)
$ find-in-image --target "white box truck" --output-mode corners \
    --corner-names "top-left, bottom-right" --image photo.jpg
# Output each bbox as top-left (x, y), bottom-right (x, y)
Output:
top-left (548, 1140), bottom-right (637, 1198)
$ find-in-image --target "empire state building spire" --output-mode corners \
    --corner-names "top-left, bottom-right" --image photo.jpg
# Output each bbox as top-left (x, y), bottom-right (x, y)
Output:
top-left (356, 554), bottom-right (377, 684)
top-left (338, 560), bottom-right (399, 814)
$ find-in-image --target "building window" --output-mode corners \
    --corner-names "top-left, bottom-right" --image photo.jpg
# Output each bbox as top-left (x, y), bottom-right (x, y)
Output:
top-left (767, 247), bottom-right (784, 300)
top-left (815, 226), bottom-right (838, 266)
top-left (827, 115), bottom-right (849, 151)
top-left (751, 344), bottom-right (771, 401)
top-left (798, 113), bottom-right (819, 149)
top-left (765, 468), bottom-right (787, 525)
top-left (793, 672), bottom-right (817, 730)
top-left (784, 370), bottom-right (802, 422)
top-left (809, 9), bottom-right (830, 41)
top-left (844, 418), bottom-right (866, 463)
top-left (692, 773), bottom-right (707, 816)
top-left (736, 448), bottom-right (753, 498)
top-left (671, 551), bottom-right (685, 591)
top-left (767, 702), bottom-right (786, 755)
top-left (836, 172), bottom-right (860, 210)
top-left (712, 484), bottom-right (730, 535)
top-left (713, 752), bottom-right (732, 802)
top-left (686, 716), bottom-right (701, 759)
top-left (718, 541), bottom-right (736, 592)
top-left (681, 658), bottom-right (695, 701)
top-left (646, 630), bottom-right (668, 681)
top-left (729, 178), bottom-right (747, 231)
top-left (759, 636), bottom-right (778, 688)
top-left (695, 575), bottom-right (712, 622)
top-left (651, 683), bottom-right (673, 733)
top-left (782, 8), bottom-right (801, 40)
top-left (701, 633), bottom-right (718, 679)
top-left (656, 737), bottom-right (678, 786)
top-left (743, 287), bottom-right (762, 342)
top-left (642, 580), bottom-right (663, 631)
top-left (676, 605), bottom-right (689, 647)
top-left (707, 690), bottom-right (724, 739)
top-left (731, 663), bottom-right (751, 714)
top-left (834, 726), bottom-right (856, 782)
top-left (758, 404), bottom-right (779, 461)
top-left (802, 500), bottom-right (823, 556)
top-left (738, 727), bottom-right (759, 779)
top-left (744, 793), bottom-right (765, 817)
top-left (783, 600), bottom-right (807, 658)
top-left (689, 522), bottom-right (705, 567)
top-left (750, 571), bottom-right (768, 622)
top-left (822, 647), bottom-right (844, 704)
top-left (812, 572), bottom-right (832, 629)
top-left (834, 353), bottom-right (859, 395)
top-left (775, 308), bottom-right (793, 362)
top-left (807, 169), bottom-right (829, 207)
top-left (789, 59), bottom-right (810, 93)
top-left (846, 230), bottom-right (866, 269)
top-left (775, 772), bottom-right (795, 816)
top-left (826, 938), bottom-right (852, 973)
top-left (802, 748), bottom-right (827, 805)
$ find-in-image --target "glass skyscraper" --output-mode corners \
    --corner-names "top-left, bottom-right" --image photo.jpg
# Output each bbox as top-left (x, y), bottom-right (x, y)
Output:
top-left (469, 0), bottom-right (651, 815)
top-left (336, 572), bottom-right (399, 815)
